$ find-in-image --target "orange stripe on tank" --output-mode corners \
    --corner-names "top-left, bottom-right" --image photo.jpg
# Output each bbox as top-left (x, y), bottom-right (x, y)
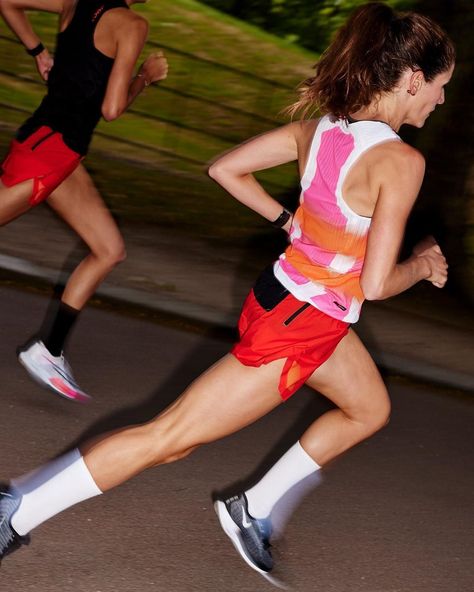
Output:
top-left (295, 207), bottom-right (368, 258)
top-left (284, 250), bottom-right (365, 300)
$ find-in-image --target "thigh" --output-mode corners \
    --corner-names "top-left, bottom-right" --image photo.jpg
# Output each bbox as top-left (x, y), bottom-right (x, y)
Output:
top-left (305, 328), bottom-right (390, 415)
top-left (46, 163), bottom-right (123, 252)
top-left (0, 179), bottom-right (34, 225)
top-left (149, 354), bottom-right (286, 449)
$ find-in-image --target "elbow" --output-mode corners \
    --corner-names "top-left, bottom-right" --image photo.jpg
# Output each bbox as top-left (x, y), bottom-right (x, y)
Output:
top-left (101, 100), bottom-right (126, 122)
top-left (360, 278), bottom-right (386, 301)
top-left (207, 161), bottom-right (225, 182)
top-left (208, 160), bottom-right (244, 185)
top-left (101, 107), bottom-right (122, 122)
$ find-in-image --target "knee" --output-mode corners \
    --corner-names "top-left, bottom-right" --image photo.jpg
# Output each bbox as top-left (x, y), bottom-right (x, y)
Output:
top-left (369, 399), bottom-right (391, 433)
top-left (96, 240), bottom-right (126, 269)
top-left (363, 397), bottom-right (391, 435)
top-left (142, 421), bottom-right (200, 468)
top-left (349, 392), bottom-right (391, 437)
top-left (158, 444), bottom-right (199, 465)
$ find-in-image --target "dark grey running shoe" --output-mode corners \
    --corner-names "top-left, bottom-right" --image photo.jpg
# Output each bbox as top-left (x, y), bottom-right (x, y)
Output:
top-left (0, 485), bottom-right (30, 562)
top-left (215, 493), bottom-right (273, 573)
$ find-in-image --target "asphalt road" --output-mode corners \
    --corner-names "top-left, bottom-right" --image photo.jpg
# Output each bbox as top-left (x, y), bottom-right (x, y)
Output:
top-left (0, 286), bottom-right (472, 592)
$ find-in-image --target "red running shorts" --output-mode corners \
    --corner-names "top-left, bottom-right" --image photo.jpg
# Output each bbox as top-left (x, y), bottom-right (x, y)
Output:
top-left (231, 289), bottom-right (350, 400)
top-left (1, 126), bottom-right (82, 206)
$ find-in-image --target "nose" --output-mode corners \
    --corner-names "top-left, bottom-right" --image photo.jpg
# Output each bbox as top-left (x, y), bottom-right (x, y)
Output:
top-left (438, 88), bottom-right (445, 105)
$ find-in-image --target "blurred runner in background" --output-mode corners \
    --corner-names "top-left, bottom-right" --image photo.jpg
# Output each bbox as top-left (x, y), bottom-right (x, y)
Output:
top-left (0, 0), bottom-right (168, 402)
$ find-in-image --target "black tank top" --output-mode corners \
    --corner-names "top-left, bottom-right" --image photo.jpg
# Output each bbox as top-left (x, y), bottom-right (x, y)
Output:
top-left (18, 0), bottom-right (129, 155)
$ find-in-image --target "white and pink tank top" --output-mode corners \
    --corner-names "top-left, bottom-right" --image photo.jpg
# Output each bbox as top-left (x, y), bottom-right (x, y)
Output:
top-left (274, 114), bottom-right (400, 323)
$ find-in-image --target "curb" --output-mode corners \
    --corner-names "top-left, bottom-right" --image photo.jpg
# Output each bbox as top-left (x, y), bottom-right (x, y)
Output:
top-left (0, 253), bottom-right (472, 393)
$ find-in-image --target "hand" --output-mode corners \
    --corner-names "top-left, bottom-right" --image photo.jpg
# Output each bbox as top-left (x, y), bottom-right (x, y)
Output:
top-left (413, 236), bottom-right (448, 288)
top-left (138, 51), bottom-right (168, 85)
top-left (412, 235), bottom-right (437, 256)
top-left (35, 48), bottom-right (53, 81)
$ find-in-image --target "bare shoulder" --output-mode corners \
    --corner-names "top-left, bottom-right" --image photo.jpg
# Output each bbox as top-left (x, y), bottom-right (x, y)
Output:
top-left (105, 7), bottom-right (149, 39)
top-left (291, 118), bottom-right (318, 139)
top-left (370, 140), bottom-right (425, 188)
top-left (375, 140), bottom-right (424, 170)
top-left (292, 118), bottom-right (317, 163)
top-left (289, 118), bottom-right (319, 150)
top-left (61, 0), bottom-right (77, 12)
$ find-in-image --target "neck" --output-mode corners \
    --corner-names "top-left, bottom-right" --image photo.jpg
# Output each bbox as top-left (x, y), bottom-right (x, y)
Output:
top-left (350, 100), bottom-right (404, 133)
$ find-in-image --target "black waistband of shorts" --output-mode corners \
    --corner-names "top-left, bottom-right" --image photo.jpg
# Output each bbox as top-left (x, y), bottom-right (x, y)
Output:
top-left (253, 264), bottom-right (291, 311)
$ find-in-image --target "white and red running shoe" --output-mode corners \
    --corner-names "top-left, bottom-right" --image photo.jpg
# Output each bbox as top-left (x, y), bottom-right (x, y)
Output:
top-left (18, 340), bottom-right (91, 403)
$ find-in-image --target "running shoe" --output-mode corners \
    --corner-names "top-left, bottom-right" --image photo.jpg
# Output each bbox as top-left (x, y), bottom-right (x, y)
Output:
top-left (0, 484), bottom-right (30, 562)
top-left (18, 340), bottom-right (91, 403)
top-left (214, 493), bottom-right (273, 574)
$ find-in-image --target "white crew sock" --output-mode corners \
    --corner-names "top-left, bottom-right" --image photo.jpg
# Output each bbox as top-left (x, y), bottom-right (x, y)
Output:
top-left (245, 441), bottom-right (321, 521)
top-left (10, 448), bottom-right (102, 536)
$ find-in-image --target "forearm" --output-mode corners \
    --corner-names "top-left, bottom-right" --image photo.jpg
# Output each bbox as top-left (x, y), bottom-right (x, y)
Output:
top-left (0, 3), bottom-right (40, 50)
top-left (102, 73), bottom-right (147, 121)
top-left (209, 168), bottom-right (290, 224)
top-left (363, 254), bottom-right (430, 301)
top-left (126, 72), bottom-right (148, 109)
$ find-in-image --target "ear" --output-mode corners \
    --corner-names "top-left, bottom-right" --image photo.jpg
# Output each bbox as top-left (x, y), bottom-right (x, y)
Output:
top-left (407, 70), bottom-right (425, 96)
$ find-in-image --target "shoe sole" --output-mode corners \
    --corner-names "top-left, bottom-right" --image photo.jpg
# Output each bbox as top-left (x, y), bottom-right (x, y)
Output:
top-left (214, 501), bottom-right (287, 589)
top-left (18, 353), bottom-right (91, 404)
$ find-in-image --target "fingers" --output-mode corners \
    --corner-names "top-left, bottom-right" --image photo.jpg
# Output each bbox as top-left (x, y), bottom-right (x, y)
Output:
top-left (146, 50), bottom-right (166, 62)
top-left (142, 51), bottom-right (169, 84)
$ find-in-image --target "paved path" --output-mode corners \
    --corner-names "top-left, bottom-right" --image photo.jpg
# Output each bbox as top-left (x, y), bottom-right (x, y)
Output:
top-left (0, 287), bottom-right (473, 592)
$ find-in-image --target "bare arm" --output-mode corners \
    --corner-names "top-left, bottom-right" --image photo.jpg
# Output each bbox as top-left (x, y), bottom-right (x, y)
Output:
top-left (208, 123), bottom-right (303, 232)
top-left (0, 0), bottom-right (62, 79)
top-left (360, 143), bottom-right (448, 300)
top-left (101, 15), bottom-right (168, 122)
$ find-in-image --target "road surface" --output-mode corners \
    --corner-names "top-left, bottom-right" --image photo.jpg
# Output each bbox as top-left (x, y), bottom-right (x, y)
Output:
top-left (0, 286), bottom-right (472, 592)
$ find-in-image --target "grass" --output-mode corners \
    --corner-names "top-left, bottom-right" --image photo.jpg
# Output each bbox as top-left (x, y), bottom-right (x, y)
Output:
top-left (0, 0), bottom-right (316, 245)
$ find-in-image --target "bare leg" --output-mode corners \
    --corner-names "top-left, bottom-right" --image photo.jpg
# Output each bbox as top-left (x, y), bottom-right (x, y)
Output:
top-left (0, 179), bottom-right (34, 225)
top-left (238, 329), bottom-right (390, 529)
top-left (301, 328), bottom-right (391, 464)
top-left (46, 164), bottom-right (126, 310)
top-left (82, 354), bottom-right (286, 491)
top-left (2, 355), bottom-right (284, 540)
top-left (1, 165), bottom-right (125, 311)
top-left (82, 331), bottom-right (389, 492)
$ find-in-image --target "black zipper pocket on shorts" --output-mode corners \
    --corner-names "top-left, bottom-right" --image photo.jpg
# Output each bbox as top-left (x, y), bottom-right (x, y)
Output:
top-left (31, 130), bottom-right (56, 150)
top-left (283, 302), bottom-right (311, 326)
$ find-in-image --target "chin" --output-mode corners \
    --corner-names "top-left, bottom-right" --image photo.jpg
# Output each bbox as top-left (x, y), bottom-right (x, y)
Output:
top-left (412, 116), bottom-right (428, 129)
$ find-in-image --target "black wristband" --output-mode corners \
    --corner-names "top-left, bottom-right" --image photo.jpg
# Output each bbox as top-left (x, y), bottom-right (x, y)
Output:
top-left (271, 208), bottom-right (291, 228)
top-left (26, 42), bottom-right (44, 57)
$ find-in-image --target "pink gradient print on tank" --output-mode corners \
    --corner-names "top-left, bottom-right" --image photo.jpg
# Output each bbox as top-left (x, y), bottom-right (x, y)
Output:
top-left (274, 115), bottom-right (400, 323)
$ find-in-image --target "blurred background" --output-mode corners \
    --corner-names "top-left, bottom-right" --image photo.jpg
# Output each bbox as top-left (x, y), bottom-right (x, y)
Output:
top-left (0, 0), bottom-right (472, 311)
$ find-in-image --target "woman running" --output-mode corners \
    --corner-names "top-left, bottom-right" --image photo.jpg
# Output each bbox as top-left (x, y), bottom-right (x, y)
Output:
top-left (0, 0), bottom-right (168, 402)
top-left (0, 1), bottom-right (454, 579)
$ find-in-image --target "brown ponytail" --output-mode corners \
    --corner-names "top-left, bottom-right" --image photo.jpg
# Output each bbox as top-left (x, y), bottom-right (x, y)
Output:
top-left (287, 2), bottom-right (455, 119)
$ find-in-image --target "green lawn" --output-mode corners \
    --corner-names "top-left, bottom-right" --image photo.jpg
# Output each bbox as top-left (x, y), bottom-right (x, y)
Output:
top-left (0, 1), bottom-right (318, 247)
